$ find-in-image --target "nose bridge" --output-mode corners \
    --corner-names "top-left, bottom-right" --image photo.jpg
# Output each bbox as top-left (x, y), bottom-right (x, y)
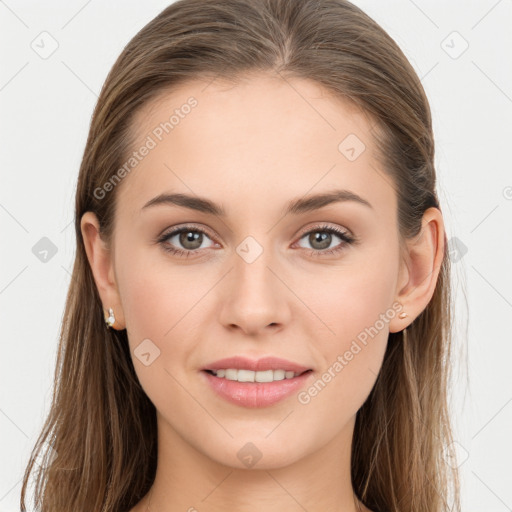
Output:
top-left (218, 233), bottom-right (290, 332)
top-left (233, 234), bottom-right (279, 301)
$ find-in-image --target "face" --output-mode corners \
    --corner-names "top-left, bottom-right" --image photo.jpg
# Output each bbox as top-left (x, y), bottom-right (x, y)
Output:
top-left (106, 73), bottom-right (406, 469)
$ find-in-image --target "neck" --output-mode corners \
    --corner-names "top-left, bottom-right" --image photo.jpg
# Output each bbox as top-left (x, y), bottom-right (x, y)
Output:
top-left (140, 412), bottom-right (364, 512)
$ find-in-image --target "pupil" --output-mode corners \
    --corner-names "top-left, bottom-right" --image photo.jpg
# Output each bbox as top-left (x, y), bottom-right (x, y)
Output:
top-left (311, 232), bottom-right (331, 250)
top-left (180, 231), bottom-right (202, 249)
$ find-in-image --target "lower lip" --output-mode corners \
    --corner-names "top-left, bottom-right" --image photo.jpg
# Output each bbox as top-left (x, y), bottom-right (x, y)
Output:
top-left (201, 370), bottom-right (313, 408)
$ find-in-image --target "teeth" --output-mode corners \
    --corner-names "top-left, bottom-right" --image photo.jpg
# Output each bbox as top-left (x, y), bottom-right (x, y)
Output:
top-left (210, 369), bottom-right (302, 382)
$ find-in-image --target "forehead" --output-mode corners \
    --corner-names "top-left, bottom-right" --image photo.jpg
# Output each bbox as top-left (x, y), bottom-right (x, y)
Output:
top-left (115, 72), bottom-right (395, 222)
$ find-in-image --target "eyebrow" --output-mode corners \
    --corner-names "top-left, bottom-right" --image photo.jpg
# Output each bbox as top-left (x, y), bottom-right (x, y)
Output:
top-left (141, 189), bottom-right (373, 216)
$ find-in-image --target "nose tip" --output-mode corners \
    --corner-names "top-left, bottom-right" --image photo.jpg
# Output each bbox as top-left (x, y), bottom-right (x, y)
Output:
top-left (219, 261), bottom-right (290, 335)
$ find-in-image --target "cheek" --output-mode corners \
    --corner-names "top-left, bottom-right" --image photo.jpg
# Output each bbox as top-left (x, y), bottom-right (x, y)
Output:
top-left (298, 246), bottom-right (398, 407)
top-left (116, 241), bottom-right (202, 339)
top-left (305, 252), bottom-right (398, 341)
top-left (115, 244), bottom-right (213, 390)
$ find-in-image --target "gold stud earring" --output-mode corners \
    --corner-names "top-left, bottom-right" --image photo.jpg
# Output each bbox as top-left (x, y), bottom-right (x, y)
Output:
top-left (104, 307), bottom-right (116, 328)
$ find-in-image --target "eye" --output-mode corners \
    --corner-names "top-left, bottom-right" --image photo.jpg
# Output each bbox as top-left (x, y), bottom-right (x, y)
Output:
top-left (156, 223), bottom-right (357, 259)
top-left (156, 225), bottom-right (217, 257)
top-left (294, 224), bottom-right (356, 257)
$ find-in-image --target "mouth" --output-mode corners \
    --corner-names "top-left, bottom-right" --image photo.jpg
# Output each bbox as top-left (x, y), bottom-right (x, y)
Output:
top-left (203, 368), bottom-right (313, 383)
top-left (201, 368), bottom-right (314, 408)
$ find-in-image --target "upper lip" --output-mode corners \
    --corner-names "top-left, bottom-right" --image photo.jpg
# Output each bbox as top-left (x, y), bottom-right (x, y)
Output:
top-left (203, 356), bottom-right (311, 373)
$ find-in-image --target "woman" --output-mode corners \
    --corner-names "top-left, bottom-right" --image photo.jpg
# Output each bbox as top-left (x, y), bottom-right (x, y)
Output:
top-left (21, 0), bottom-right (461, 511)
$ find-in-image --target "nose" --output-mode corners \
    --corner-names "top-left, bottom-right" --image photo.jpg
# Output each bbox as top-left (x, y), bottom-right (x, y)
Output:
top-left (218, 246), bottom-right (291, 336)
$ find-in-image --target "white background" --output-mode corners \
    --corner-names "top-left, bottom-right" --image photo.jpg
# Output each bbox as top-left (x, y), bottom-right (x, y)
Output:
top-left (1, 1), bottom-right (511, 510)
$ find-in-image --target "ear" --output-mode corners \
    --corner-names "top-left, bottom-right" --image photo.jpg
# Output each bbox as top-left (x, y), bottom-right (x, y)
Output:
top-left (80, 211), bottom-right (126, 330)
top-left (389, 207), bottom-right (446, 333)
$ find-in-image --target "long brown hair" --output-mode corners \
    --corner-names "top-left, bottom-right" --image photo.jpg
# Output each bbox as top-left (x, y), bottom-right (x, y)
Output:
top-left (21, 1), bottom-right (461, 510)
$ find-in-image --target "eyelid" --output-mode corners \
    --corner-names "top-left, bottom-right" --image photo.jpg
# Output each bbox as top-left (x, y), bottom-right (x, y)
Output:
top-left (158, 223), bottom-right (216, 241)
top-left (156, 221), bottom-right (357, 255)
top-left (158, 222), bottom-right (352, 242)
top-left (296, 222), bottom-right (353, 239)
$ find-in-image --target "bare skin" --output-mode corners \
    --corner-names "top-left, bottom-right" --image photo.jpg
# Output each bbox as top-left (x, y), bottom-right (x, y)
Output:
top-left (81, 72), bottom-right (444, 512)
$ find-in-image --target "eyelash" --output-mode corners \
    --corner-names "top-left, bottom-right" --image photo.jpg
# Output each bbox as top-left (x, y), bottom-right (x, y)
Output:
top-left (156, 223), bottom-right (357, 258)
